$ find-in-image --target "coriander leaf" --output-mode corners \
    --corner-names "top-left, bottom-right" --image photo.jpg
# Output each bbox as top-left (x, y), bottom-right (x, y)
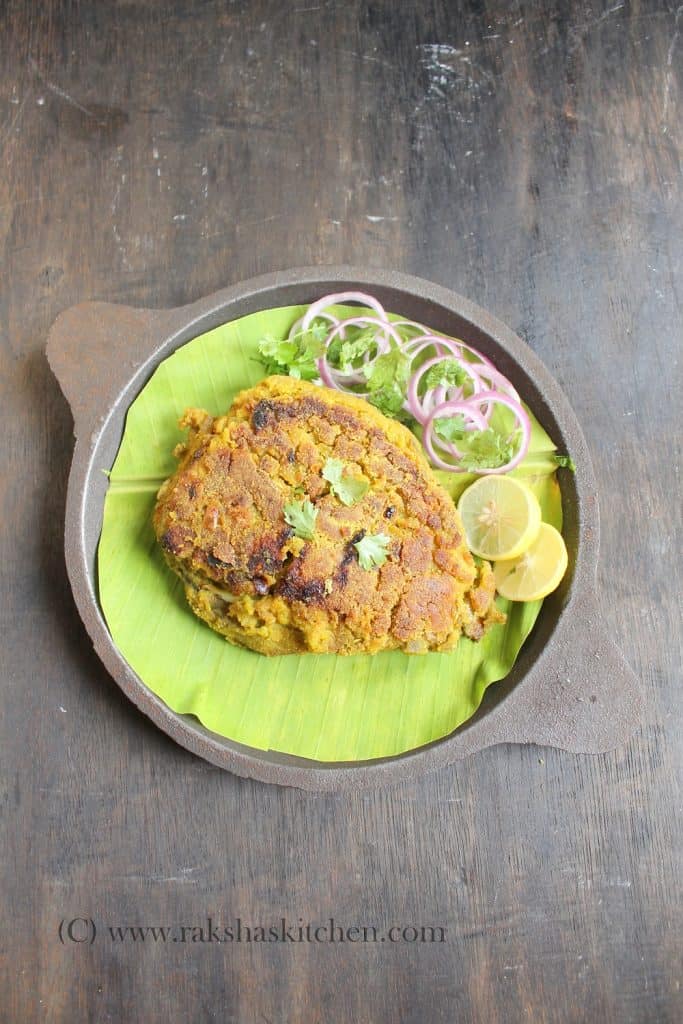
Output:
top-left (326, 336), bottom-right (342, 366)
top-left (257, 325), bottom-right (324, 381)
top-left (367, 386), bottom-right (408, 418)
top-left (322, 458), bottom-right (370, 506)
top-left (354, 532), bottom-right (391, 571)
top-left (310, 321), bottom-right (328, 344)
top-left (424, 359), bottom-right (467, 391)
top-left (326, 325), bottom-right (379, 372)
top-left (363, 342), bottom-right (411, 390)
top-left (554, 454), bottom-right (576, 472)
top-left (433, 413), bottom-right (468, 443)
top-left (321, 457), bottom-right (344, 487)
top-left (283, 498), bottom-right (318, 540)
top-left (456, 428), bottom-right (519, 471)
top-left (336, 476), bottom-right (369, 506)
top-left (339, 332), bottom-right (376, 370)
top-left (258, 335), bottom-right (298, 365)
top-left (363, 342), bottom-right (412, 418)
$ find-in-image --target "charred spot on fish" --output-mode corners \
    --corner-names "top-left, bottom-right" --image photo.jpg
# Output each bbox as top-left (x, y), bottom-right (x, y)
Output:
top-left (276, 577), bottom-right (326, 605)
top-left (339, 530), bottom-right (365, 569)
top-left (188, 483), bottom-right (197, 500)
top-left (384, 506), bottom-right (395, 519)
top-left (334, 529), bottom-right (367, 588)
top-left (252, 400), bottom-right (274, 431)
top-left (253, 396), bottom-right (332, 429)
top-left (160, 527), bottom-right (187, 555)
top-left (287, 449), bottom-right (296, 464)
top-left (248, 546), bottom-right (286, 575)
top-left (335, 565), bottom-right (349, 589)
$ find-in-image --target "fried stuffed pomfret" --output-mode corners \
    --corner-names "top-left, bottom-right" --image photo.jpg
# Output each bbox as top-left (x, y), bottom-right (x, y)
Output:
top-left (153, 375), bottom-right (504, 655)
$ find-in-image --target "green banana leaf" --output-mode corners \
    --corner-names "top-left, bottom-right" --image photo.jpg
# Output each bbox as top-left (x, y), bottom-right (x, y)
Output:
top-left (98, 305), bottom-right (563, 762)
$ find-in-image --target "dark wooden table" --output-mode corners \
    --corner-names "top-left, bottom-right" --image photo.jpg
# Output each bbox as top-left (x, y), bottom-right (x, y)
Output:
top-left (2, 2), bottom-right (681, 1021)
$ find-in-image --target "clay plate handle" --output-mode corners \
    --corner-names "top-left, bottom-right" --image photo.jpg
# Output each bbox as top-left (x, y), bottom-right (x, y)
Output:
top-left (46, 301), bottom-right (177, 439)
top-left (477, 589), bottom-right (643, 755)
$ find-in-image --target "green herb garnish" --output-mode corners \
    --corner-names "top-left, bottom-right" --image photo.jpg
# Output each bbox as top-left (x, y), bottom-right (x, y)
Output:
top-left (258, 322), bottom-right (326, 381)
top-left (434, 417), bottom-right (521, 471)
top-left (362, 342), bottom-right (412, 418)
top-left (433, 414), bottom-right (468, 443)
top-left (322, 458), bottom-right (369, 507)
top-left (554, 454), bottom-right (576, 471)
top-left (456, 428), bottom-right (520, 471)
top-left (354, 532), bottom-right (391, 570)
top-left (283, 498), bottom-right (318, 540)
top-left (328, 326), bottom-right (378, 372)
top-left (424, 359), bottom-right (467, 391)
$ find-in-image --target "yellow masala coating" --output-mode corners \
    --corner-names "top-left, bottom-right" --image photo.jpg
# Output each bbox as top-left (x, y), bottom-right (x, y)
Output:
top-left (153, 375), bottom-right (504, 655)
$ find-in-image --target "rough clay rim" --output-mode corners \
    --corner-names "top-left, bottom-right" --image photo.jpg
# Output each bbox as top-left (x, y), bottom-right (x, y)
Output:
top-left (47, 265), bottom-right (642, 791)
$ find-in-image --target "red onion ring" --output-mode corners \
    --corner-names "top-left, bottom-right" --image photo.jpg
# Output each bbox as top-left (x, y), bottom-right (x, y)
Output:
top-left (402, 333), bottom-right (465, 359)
top-left (405, 354), bottom-right (484, 424)
top-left (289, 310), bottom-right (340, 342)
top-left (459, 390), bottom-right (531, 474)
top-left (301, 291), bottom-right (387, 331)
top-left (422, 402), bottom-right (489, 471)
top-left (316, 315), bottom-right (402, 395)
top-left (290, 294), bottom-right (530, 474)
top-left (390, 319), bottom-right (427, 335)
top-left (469, 363), bottom-right (521, 404)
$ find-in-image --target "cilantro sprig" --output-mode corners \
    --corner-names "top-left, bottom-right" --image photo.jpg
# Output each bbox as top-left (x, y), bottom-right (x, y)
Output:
top-left (424, 359), bottom-right (468, 391)
top-left (354, 532), bottom-right (391, 570)
top-left (433, 414), bottom-right (468, 443)
top-left (322, 458), bottom-right (369, 507)
top-left (258, 322), bottom-right (326, 381)
top-left (362, 341), bottom-right (412, 419)
top-left (283, 498), bottom-right (318, 540)
top-left (433, 417), bottom-right (521, 471)
top-left (327, 326), bottom-right (378, 373)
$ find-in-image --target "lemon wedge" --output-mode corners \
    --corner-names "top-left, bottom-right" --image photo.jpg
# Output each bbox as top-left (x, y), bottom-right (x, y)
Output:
top-left (493, 523), bottom-right (568, 601)
top-left (457, 476), bottom-right (542, 560)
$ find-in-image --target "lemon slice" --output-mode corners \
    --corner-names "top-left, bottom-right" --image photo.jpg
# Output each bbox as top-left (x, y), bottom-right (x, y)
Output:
top-left (493, 523), bottom-right (568, 601)
top-left (457, 476), bottom-right (542, 560)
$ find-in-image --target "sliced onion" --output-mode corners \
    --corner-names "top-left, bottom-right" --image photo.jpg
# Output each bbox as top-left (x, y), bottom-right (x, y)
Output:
top-left (457, 341), bottom-right (495, 368)
top-left (461, 390), bottom-right (531, 474)
top-left (291, 293), bottom-right (529, 475)
top-left (422, 402), bottom-right (488, 471)
top-left (290, 310), bottom-right (339, 341)
top-left (405, 354), bottom-right (484, 424)
top-left (301, 291), bottom-right (387, 331)
top-left (316, 315), bottom-right (401, 395)
top-left (469, 363), bottom-right (521, 404)
top-left (331, 315), bottom-right (403, 353)
top-left (390, 318), bottom-right (426, 336)
top-left (402, 333), bottom-right (466, 360)
top-left (288, 316), bottom-right (303, 339)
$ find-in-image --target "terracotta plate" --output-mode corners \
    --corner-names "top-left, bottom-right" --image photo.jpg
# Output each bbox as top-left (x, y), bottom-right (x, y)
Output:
top-left (46, 266), bottom-right (641, 790)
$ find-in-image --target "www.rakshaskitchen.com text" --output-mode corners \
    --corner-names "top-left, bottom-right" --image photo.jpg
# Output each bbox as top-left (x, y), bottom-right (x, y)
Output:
top-left (58, 917), bottom-right (446, 945)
